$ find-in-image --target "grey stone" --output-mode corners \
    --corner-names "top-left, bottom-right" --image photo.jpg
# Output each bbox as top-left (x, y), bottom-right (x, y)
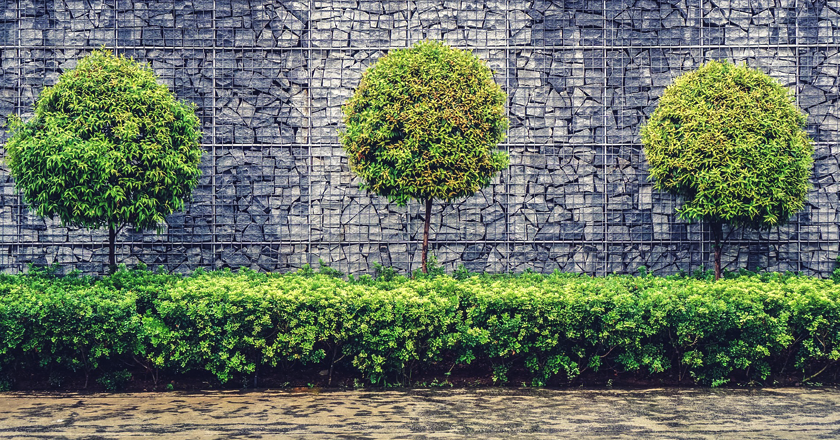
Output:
top-left (0, 1), bottom-right (837, 278)
top-left (221, 248), bottom-right (251, 268)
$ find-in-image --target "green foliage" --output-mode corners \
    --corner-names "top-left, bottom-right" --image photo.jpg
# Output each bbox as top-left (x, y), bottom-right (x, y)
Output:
top-left (1, 268), bottom-right (840, 389)
top-left (318, 259), bottom-right (345, 279)
top-left (833, 256), bottom-right (840, 284)
top-left (97, 369), bottom-right (132, 392)
top-left (341, 40), bottom-right (509, 205)
top-left (372, 262), bottom-right (400, 282)
top-left (641, 60), bottom-right (812, 228)
top-left (145, 271), bottom-right (461, 385)
top-left (3, 49), bottom-right (202, 233)
top-left (412, 255), bottom-right (446, 279)
top-left (0, 279), bottom-right (142, 387)
top-left (453, 264), bottom-right (475, 280)
top-left (296, 264), bottom-right (315, 277)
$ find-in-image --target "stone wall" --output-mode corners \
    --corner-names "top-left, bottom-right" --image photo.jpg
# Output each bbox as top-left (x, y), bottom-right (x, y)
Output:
top-left (0, 0), bottom-right (838, 276)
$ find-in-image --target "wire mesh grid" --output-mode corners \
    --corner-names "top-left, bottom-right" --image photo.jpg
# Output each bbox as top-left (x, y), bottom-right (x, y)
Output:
top-left (0, 0), bottom-right (837, 276)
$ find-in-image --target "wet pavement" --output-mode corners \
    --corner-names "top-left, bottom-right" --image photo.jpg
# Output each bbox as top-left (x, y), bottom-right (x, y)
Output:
top-left (1, 388), bottom-right (839, 439)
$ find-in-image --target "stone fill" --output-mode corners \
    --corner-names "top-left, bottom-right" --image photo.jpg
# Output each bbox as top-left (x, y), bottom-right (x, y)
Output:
top-left (0, 0), bottom-right (837, 276)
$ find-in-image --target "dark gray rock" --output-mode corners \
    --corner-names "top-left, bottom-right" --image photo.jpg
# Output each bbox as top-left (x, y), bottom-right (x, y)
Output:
top-left (0, 0), bottom-right (836, 278)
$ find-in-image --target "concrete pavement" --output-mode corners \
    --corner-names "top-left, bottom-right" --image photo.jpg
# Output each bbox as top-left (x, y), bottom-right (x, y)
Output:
top-left (1, 388), bottom-right (839, 439)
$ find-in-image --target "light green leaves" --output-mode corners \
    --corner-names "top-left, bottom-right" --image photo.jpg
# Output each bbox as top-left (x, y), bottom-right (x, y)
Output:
top-left (341, 40), bottom-right (509, 205)
top-left (3, 49), bottom-right (202, 232)
top-left (3, 269), bottom-right (840, 387)
top-left (641, 60), bottom-right (813, 229)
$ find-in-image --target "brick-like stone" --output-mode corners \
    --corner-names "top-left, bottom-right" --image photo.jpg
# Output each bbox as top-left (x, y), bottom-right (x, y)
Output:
top-left (0, 0), bottom-right (836, 277)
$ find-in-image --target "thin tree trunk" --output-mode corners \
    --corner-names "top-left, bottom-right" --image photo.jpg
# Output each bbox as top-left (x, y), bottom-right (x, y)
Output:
top-left (108, 224), bottom-right (117, 275)
top-left (711, 221), bottom-right (723, 281)
top-left (422, 198), bottom-right (432, 274)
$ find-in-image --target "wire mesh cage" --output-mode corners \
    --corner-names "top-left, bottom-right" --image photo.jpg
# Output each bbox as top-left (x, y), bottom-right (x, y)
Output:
top-left (0, 0), bottom-right (837, 276)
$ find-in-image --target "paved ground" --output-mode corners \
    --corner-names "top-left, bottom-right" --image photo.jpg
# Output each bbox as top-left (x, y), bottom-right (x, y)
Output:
top-left (1, 388), bottom-right (839, 439)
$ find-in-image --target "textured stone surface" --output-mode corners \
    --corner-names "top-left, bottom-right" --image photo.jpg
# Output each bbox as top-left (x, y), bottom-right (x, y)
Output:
top-left (4, 388), bottom-right (840, 439)
top-left (0, 0), bottom-right (838, 276)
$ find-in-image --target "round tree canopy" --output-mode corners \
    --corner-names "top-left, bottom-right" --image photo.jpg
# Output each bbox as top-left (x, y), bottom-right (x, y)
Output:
top-left (341, 40), bottom-right (509, 205)
top-left (641, 60), bottom-right (813, 229)
top-left (4, 49), bottom-right (202, 231)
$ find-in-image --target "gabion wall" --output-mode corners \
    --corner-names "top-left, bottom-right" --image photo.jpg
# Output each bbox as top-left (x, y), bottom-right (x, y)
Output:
top-left (0, 0), bottom-right (838, 276)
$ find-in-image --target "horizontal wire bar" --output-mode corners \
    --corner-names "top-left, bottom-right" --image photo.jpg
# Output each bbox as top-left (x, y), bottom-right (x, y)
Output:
top-left (2, 43), bottom-right (839, 51)
top-left (8, 239), bottom-right (836, 246)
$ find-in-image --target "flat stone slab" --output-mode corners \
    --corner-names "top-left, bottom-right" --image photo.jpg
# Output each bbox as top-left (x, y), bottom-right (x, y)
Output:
top-left (1, 388), bottom-right (839, 439)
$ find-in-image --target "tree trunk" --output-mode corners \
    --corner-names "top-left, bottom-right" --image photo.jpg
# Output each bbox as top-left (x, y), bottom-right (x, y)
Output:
top-left (711, 221), bottom-right (723, 281)
top-left (422, 198), bottom-right (432, 274)
top-left (108, 224), bottom-right (117, 275)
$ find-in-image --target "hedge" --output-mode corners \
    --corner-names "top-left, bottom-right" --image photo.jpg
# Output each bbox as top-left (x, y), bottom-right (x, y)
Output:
top-left (1, 266), bottom-right (839, 389)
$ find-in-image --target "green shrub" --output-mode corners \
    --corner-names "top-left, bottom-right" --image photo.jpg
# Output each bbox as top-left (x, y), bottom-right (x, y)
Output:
top-left (341, 40), bottom-right (509, 272)
top-left (372, 262), bottom-right (400, 282)
top-left (3, 49), bottom-right (203, 273)
top-left (641, 60), bottom-right (813, 280)
top-left (0, 281), bottom-right (142, 388)
top-left (1, 269), bottom-right (840, 389)
top-left (318, 259), bottom-right (345, 279)
top-left (148, 272), bottom-right (462, 385)
top-left (97, 369), bottom-right (132, 392)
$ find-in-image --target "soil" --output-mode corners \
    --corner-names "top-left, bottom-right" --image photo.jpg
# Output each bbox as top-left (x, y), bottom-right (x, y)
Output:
top-left (6, 357), bottom-right (833, 393)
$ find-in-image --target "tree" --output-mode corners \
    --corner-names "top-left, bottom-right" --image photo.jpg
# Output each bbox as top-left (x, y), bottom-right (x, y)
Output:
top-left (641, 60), bottom-right (813, 280)
top-left (341, 40), bottom-right (509, 273)
top-left (3, 50), bottom-right (202, 273)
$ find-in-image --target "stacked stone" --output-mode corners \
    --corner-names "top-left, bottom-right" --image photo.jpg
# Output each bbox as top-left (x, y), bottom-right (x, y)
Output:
top-left (0, 49), bottom-right (16, 146)
top-left (117, 1), bottom-right (207, 47)
top-left (215, 50), bottom-right (308, 145)
top-left (25, 0), bottom-right (116, 47)
top-left (701, 0), bottom-right (797, 46)
top-left (219, 0), bottom-right (306, 48)
top-left (0, 0), bottom-right (839, 276)
top-left (609, 0), bottom-right (700, 47)
top-left (801, 1), bottom-right (840, 45)
top-left (528, 0), bottom-right (606, 47)
top-left (309, 1), bottom-right (410, 48)
top-left (407, 0), bottom-right (507, 47)
top-left (599, 40), bottom-right (701, 275)
top-left (801, 48), bottom-right (840, 144)
top-left (0, 1), bottom-right (15, 48)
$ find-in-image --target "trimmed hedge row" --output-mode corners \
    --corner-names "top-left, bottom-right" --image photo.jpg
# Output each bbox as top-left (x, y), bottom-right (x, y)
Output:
top-left (1, 267), bottom-right (839, 389)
